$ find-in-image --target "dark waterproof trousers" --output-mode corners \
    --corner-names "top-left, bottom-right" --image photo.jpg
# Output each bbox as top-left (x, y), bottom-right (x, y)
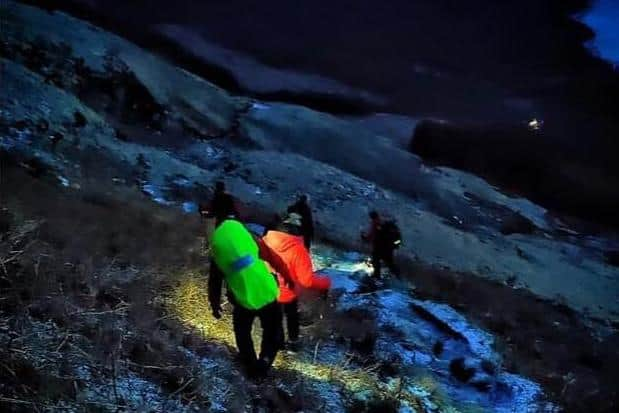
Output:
top-left (302, 234), bottom-right (312, 250)
top-left (232, 300), bottom-right (283, 373)
top-left (371, 247), bottom-right (399, 278)
top-left (282, 299), bottom-right (300, 342)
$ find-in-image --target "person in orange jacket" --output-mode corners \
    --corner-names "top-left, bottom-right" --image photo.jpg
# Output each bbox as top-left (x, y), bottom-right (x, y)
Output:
top-left (262, 213), bottom-right (331, 351)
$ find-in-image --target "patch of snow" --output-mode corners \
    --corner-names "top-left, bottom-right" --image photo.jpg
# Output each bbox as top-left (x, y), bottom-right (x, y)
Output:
top-left (141, 183), bottom-right (158, 197)
top-left (173, 176), bottom-right (192, 187)
top-left (493, 373), bottom-right (547, 413)
top-left (76, 365), bottom-right (190, 412)
top-left (141, 183), bottom-right (173, 206)
top-left (377, 338), bottom-right (433, 366)
top-left (179, 347), bottom-right (237, 410)
top-left (180, 142), bottom-right (225, 163)
top-left (252, 102), bottom-right (271, 111)
top-left (398, 403), bottom-right (417, 413)
top-left (319, 268), bottom-right (361, 293)
top-left (153, 196), bottom-right (174, 206)
top-left (182, 201), bottom-right (198, 213)
top-left (0, 128), bottom-right (33, 150)
top-left (309, 381), bottom-right (346, 412)
top-left (312, 244), bottom-right (551, 411)
top-left (205, 144), bottom-right (224, 159)
top-left (410, 299), bottom-right (496, 361)
top-left (333, 284), bottom-right (376, 310)
top-left (57, 175), bottom-right (70, 187)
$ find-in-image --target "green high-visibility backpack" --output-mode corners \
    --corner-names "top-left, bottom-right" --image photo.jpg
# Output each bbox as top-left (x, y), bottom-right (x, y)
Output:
top-left (210, 220), bottom-right (279, 310)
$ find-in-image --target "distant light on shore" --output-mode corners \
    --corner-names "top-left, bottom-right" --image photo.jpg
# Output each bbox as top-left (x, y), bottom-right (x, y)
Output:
top-left (528, 118), bottom-right (543, 131)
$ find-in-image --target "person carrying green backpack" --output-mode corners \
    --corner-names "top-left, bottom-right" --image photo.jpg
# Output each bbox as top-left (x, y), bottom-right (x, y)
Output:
top-left (208, 219), bottom-right (292, 377)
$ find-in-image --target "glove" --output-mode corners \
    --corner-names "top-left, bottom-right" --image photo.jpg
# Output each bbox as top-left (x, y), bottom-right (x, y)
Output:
top-left (212, 307), bottom-right (222, 319)
top-left (276, 272), bottom-right (295, 290)
top-left (313, 275), bottom-right (331, 290)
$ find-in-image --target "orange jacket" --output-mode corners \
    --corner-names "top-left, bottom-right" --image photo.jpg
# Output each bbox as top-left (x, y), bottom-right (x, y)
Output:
top-left (262, 230), bottom-right (331, 303)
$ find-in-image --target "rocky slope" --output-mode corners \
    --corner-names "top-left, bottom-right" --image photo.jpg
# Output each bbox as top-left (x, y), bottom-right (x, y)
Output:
top-left (2, 1), bottom-right (617, 320)
top-left (0, 158), bottom-right (558, 412)
top-left (1, 2), bottom-right (618, 411)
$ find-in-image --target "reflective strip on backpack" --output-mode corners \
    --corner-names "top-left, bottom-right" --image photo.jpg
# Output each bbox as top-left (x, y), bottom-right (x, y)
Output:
top-left (230, 254), bottom-right (254, 272)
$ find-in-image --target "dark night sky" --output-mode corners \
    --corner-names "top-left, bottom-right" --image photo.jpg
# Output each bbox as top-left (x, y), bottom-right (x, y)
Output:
top-left (39, 0), bottom-right (601, 115)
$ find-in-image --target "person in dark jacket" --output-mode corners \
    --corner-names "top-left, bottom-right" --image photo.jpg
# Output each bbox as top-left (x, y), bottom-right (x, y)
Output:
top-left (208, 219), bottom-right (293, 378)
top-left (361, 211), bottom-right (400, 278)
top-left (287, 194), bottom-right (314, 249)
top-left (262, 213), bottom-right (331, 352)
top-left (201, 181), bottom-right (238, 225)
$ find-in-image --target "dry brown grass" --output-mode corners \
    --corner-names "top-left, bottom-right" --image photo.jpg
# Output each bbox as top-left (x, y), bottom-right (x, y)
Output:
top-left (0, 160), bottom-right (462, 412)
top-left (0, 161), bottom-right (215, 411)
top-left (165, 271), bottom-right (458, 412)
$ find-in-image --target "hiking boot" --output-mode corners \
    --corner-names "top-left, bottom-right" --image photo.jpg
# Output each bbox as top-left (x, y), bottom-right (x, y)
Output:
top-left (250, 357), bottom-right (271, 379)
top-left (285, 339), bottom-right (301, 354)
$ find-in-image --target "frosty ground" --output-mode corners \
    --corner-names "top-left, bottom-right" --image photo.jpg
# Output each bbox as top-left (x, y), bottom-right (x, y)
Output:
top-left (1, 2), bottom-right (618, 411)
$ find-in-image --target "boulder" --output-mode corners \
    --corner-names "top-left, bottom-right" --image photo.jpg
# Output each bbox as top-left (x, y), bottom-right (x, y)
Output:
top-left (432, 340), bottom-right (445, 357)
top-left (450, 357), bottom-right (497, 392)
top-left (500, 212), bottom-right (537, 235)
top-left (480, 359), bottom-right (497, 375)
top-left (470, 374), bottom-right (494, 392)
top-left (73, 110), bottom-right (87, 128)
top-left (334, 308), bottom-right (378, 356)
top-left (410, 120), bottom-right (619, 228)
top-left (604, 250), bottom-right (619, 267)
top-left (449, 357), bottom-right (476, 383)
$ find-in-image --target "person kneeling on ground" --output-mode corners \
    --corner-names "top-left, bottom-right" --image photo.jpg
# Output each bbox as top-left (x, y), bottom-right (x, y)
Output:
top-left (262, 213), bottom-right (331, 352)
top-left (361, 211), bottom-right (402, 278)
top-left (208, 219), bottom-right (293, 378)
